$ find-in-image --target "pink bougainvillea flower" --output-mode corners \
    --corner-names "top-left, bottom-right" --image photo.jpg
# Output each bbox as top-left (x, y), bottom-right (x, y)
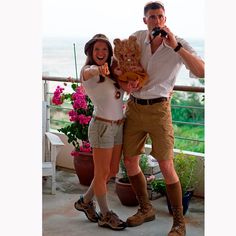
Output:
top-left (78, 114), bottom-right (91, 125)
top-left (68, 110), bottom-right (78, 122)
top-left (52, 86), bottom-right (64, 105)
top-left (52, 83), bottom-right (94, 153)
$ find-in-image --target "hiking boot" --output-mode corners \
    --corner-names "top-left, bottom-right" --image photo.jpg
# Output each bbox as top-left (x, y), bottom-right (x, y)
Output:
top-left (98, 210), bottom-right (127, 230)
top-left (74, 195), bottom-right (99, 222)
top-left (126, 203), bottom-right (156, 227)
top-left (126, 172), bottom-right (156, 227)
top-left (168, 207), bottom-right (186, 236)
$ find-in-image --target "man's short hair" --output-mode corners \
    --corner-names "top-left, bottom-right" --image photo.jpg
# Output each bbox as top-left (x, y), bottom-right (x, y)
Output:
top-left (144, 1), bottom-right (165, 16)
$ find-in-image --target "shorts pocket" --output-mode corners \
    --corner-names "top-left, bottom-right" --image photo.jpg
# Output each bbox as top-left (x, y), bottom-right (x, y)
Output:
top-left (99, 126), bottom-right (107, 138)
top-left (99, 125), bottom-right (108, 137)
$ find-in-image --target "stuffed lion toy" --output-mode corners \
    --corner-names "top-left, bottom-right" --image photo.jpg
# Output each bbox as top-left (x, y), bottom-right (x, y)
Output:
top-left (113, 35), bottom-right (148, 88)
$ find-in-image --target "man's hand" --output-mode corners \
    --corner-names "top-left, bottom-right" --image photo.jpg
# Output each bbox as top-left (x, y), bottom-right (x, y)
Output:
top-left (117, 80), bottom-right (140, 94)
top-left (129, 65), bottom-right (143, 72)
top-left (127, 80), bottom-right (141, 93)
top-left (161, 25), bottom-right (178, 49)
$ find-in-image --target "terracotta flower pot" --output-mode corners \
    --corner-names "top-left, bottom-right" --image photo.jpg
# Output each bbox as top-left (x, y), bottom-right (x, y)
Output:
top-left (73, 151), bottom-right (94, 186)
top-left (115, 178), bottom-right (139, 206)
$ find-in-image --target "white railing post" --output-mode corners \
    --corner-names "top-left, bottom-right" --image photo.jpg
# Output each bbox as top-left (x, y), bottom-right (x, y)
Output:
top-left (43, 80), bottom-right (50, 132)
top-left (43, 80), bottom-right (49, 102)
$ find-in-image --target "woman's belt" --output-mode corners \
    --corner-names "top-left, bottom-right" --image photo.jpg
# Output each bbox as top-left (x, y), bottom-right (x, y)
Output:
top-left (93, 116), bottom-right (125, 125)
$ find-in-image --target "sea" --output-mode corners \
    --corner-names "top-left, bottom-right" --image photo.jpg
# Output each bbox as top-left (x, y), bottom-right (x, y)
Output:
top-left (42, 37), bottom-right (204, 88)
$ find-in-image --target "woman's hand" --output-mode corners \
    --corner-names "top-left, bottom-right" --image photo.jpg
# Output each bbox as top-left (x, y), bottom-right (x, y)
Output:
top-left (98, 63), bottom-right (110, 77)
top-left (83, 63), bottom-right (110, 80)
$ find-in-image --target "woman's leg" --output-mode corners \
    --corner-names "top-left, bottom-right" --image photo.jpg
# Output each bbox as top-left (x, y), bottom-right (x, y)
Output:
top-left (108, 144), bottom-right (122, 179)
top-left (83, 180), bottom-right (94, 202)
top-left (83, 144), bottom-right (122, 203)
top-left (93, 147), bottom-right (126, 230)
top-left (93, 147), bottom-right (113, 214)
top-left (74, 148), bottom-right (113, 221)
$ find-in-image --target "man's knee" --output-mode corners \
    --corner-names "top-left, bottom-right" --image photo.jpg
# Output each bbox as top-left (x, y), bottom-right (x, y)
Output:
top-left (124, 156), bottom-right (141, 176)
top-left (159, 159), bottom-right (179, 184)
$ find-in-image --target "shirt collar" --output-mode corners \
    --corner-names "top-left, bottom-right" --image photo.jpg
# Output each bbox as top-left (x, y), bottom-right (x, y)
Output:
top-left (144, 31), bottom-right (150, 45)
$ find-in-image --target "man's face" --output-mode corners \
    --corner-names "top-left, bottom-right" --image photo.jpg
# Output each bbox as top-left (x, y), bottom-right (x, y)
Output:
top-left (143, 8), bottom-right (166, 31)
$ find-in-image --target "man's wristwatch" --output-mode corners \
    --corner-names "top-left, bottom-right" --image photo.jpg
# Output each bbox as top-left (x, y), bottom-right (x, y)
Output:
top-left (174, 42), bottom-right (183, 52)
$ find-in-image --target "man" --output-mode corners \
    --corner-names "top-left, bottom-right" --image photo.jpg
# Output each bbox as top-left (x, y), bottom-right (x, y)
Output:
top-left (122, 1), bottom-right (204, 236)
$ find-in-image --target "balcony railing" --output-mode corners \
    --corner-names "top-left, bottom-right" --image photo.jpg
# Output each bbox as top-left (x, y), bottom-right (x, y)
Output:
top-left (42, 76), bottom-right (205, 153)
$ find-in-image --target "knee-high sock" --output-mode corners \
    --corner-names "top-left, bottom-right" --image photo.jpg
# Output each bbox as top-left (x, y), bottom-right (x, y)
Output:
top-left (166, 181), bottom-right (182, 208)
top-left (128, 171), bottom-right (150, 207)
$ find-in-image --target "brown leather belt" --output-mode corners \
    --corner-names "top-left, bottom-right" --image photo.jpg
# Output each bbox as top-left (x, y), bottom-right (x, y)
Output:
top-left (94, 116), bottom-right (125, 125)
top-left (130, 95), bottom-right (167, 105)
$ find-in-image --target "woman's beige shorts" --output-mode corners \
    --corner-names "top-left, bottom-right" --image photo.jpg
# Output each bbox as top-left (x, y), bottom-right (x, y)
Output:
top-left (88, 118), bottom-right (123, 148)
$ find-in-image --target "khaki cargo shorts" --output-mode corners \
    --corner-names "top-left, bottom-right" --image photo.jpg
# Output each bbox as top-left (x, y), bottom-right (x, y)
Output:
top-left (123, 99), bottom-right (174, 161)
top-left (88, 118), bottom-right (123, 148)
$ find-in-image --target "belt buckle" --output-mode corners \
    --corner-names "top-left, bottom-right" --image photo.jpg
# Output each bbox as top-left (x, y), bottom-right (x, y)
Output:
top-left (116, 119), bottom-right (123, 125)
top-left (146, 99), bottom-right (150, 105)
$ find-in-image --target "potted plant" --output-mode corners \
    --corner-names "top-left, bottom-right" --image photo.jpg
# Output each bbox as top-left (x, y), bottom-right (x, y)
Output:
top-left (148, 152), bottom-right (199, 215)
top-left (168, 152), bottom-right (199, 215)
top-left (51, 81), bottom-right (94, 186)
top-left (115, 154), bottom-right (149, 206)
top-left (150, 178), bottom-right (166, 197)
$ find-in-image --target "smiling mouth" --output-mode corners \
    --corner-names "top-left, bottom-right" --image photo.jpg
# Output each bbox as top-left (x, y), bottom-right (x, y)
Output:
top-left (97, 57), bottom-right (105, 61)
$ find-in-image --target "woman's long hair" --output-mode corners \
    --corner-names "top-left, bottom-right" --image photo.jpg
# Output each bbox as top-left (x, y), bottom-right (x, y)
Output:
top-left (84, 41), bottom-right (120, 89)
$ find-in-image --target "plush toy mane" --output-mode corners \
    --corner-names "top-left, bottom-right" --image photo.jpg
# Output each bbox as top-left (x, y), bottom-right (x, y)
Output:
top-left (113, 36), bottom-right (148, 87)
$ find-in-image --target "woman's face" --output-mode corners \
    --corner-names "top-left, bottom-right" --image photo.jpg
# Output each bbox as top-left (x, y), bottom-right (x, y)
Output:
top-left (92, 40), bottom-right (109, 66)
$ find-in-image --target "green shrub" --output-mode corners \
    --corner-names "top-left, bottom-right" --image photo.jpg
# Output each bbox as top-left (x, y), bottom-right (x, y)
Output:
top-left (150, 152), bottom-right (200, 195)
top-left (174, 152), bottom-right (198, 194)
top-left (150, 178), bottom-right (166, 195)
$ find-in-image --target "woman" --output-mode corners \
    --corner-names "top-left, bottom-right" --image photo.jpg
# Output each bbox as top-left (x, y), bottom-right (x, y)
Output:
top-left (74, 34), bottom-right (127, 231)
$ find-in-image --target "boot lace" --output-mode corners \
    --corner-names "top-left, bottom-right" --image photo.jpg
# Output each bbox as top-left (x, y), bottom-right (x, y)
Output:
top-left (170, 208), bottom-right (185, 234)
top-left (102, 211), bottom-right (124, 225)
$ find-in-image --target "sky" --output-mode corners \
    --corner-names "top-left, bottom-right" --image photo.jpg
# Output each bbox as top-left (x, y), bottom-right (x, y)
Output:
top-left (43, 0), bottom-right (205, 39)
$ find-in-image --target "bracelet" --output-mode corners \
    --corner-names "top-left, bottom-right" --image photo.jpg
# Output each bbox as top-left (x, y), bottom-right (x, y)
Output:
top-left (174, 42), bottom-right (183, 52)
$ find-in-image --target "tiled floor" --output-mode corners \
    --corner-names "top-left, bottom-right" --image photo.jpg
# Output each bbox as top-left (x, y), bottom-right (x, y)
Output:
top-left (43, 170), bottom-right (204, 236)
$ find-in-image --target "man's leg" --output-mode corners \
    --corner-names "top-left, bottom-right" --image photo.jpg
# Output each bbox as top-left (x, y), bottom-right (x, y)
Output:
top-left (124, 155), bottom-right (156, 227)
top-left (159, 160), bottom-right (186, 236)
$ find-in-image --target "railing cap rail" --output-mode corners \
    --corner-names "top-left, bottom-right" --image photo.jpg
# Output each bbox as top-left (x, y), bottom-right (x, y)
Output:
top-left (42, 76), bottom-right (204, 93)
